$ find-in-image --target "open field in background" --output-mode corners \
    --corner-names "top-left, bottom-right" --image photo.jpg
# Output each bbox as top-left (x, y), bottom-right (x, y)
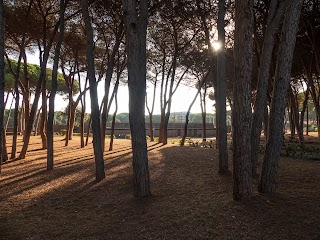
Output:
top-left (1, 136), bottom-right (320, 239)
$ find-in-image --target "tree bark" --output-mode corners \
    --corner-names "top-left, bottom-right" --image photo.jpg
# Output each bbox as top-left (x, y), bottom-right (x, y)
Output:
top-left (81, 0), bottom-right (105, 181)
top-left (0, 0), bottom-right (5, 170)
top-left (109, 92), bottom-right (118, 151)
top-left (251, 0), bottom-right (286, 176)
top-left (123, 0), bottom-right (151, 197)
top-left (232, 0), bottom-right (254, 201)
top-left (40, 77), bottom-right (47, 149)
top-left (216, 0), bottom-right (228, 174)
top-left (47, 0), bottom-right (65, 171)
top-left (259, 0), bottom-right (303, 194)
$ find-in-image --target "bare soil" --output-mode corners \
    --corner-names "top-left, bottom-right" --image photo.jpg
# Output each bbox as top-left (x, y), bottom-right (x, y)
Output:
top-left (1, 136), bottom-right (320, 240)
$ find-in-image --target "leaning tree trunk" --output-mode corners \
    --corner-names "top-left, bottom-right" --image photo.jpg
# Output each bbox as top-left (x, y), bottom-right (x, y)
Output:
top-left (19, 20), bottom-right (60, 159)
top-left (123, 0), bottom-right (151, 197)
top-left (2, 95), bottom-right (14, 162)
top-left (251, 0), bottom-right (286, 176)
top-left (81, 0), bottom-right (105, 181)
top-left (47, 0), bottom-right (65, 171)
top-left (259, 0), bottom-right (303, 194)
top-left (0, 0), bottom-right (5, 170)
top-left (232, 0), bottom-right (254, 201)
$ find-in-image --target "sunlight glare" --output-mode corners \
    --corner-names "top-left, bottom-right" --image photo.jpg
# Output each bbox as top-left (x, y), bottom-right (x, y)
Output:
top-left (212, 41), bottom-right (222, 51)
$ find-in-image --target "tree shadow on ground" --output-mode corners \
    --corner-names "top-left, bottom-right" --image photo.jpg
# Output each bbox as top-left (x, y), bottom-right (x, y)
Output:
top-left (0, 138), bottom-right (320, 239)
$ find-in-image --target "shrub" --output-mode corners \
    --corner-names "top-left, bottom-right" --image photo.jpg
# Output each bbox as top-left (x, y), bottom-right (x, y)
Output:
top-left (125, 134), bottom-right (131, 140)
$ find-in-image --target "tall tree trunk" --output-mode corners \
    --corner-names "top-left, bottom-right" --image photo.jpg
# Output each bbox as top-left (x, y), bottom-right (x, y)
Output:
top-left (11, 64), bottom-right (21, 159)
top-left (101, 24), bottom-right (123, 152)
top-left (146, 79), bottom-right (157, 142)
top-left (81, 0), bottom-right (105, 181)
top-left (232, 0), bottom-right (254, 201)
top-left (33, 108), bottom-right (41, 136)
top-left (217, 0), bottom-right (228, 174)
top-left (47, 0), bottom-right (65, 171)
top-left (251, 0), bottom-right (286, 176)
top-left (19, 18), bottom-right (60, 159)
top-left (309, 78), bottom-right (320, 140)
top-left (22, 51), bottom-right (30, 134)
top-left (85, 115), bottom-right (92, 146)
top-left (9, 0), bottom-right (33, 159)
top-left (200, 88), bottom-right (207, 142)
top-left (259, 0), bottom-right (303, 194)
top-left (78, 69), bottom-right (87, 148)
top-left (289, 88), bottom-right (304, 142)
top-left (123, 0), bottom-right (151, 197)
top-left (40, 81), bottom-right (47, 149)
top-left (109, 92), bottom-right (118, 151)
top-left (180, 73), bottom-right (210, 146)
top-left (288, 106), bottom-right (295, 140)
top-left (300, 82), bottom-right (310, 136)
top-left (0, 0), bottom-right (4, 170)
top-left (2, 94), bottom-right (14, 162)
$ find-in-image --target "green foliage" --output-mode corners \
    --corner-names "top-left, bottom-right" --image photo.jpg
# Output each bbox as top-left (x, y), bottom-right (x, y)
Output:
top-left (4, 59), bottom-right (79, 95)
top-left (281, 142), bottom-right (320, 160)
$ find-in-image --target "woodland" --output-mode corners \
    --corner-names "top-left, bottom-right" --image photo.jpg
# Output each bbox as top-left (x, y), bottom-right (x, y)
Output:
top-left (0, 0), bottom-right (320, 239)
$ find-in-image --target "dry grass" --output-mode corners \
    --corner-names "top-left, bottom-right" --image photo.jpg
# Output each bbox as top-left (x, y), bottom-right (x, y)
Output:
top-left (0, 136), bottom-right (320, 239)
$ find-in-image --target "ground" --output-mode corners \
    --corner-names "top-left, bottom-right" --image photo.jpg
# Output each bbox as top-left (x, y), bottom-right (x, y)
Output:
top-left (1, 135), bottom-right (320, 240)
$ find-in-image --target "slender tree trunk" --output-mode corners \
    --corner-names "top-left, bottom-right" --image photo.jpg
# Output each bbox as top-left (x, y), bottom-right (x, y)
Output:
top-left (78, 70), bottom-right (87, 148)
top-left (289, 88), bottom-right (304, 142)
top-left (81, 0), bottom-right (105, 181)
top-left (309, 78), bottom-right (320, 140)
top-left (39, 73), bottom-right (47, 149)
top-left (85, 115), bottom-right (92, 146)
top-left (9, 1), bottom-right (33, 159)
top-left (300, 83), bottom-right (310, 136)
top-left (101, 25), bottom-right (123, 152)
top-left (109, 92), bottom-right (118, 151)
top-left (259, 0), bottom-right (303, 194)
top-left (47, 0), bottom-right (65, 171)
top-left (232, 0), bottom-right (254, 201)
top-left (11, 66), bottom-right (21, 159)
top-left (200, 89), bottom-right (207, 142)
top-left (217, 0), bottom-right (228, 174)
top-left (33, 108), bottom-right (41, 136)
top-left (263, 104), bottom-right (269, 142)
top-left (123, 0), bottom-right (151, 197)
top-left (146, 79), bottom-right (157, 142)
top-left (2, 94), bottom-right (14, 162)
top-left (0, 0), bottom-right (4, 170)
top-left (289, 105), bottom-right (296, 140)
top-left (251, 0), bottom-right (286, 176)
top-left (19, 18), bottom-right (60, 159)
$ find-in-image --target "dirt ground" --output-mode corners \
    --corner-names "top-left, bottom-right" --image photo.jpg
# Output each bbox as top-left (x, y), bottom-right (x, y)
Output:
top-left (1, 136), bottom-right (320, 240)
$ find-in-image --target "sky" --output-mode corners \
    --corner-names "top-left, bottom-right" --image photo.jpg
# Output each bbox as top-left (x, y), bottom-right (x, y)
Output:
top-left (12, 52), bottom-right (215, 116)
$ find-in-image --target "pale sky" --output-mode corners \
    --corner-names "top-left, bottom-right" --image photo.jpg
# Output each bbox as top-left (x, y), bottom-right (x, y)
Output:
top-left (12, 53), bottom-right (215, 116)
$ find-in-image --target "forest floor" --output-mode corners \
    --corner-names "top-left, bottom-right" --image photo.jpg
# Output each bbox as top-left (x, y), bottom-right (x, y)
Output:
top-left (1, 135), bottom-right (320, 240)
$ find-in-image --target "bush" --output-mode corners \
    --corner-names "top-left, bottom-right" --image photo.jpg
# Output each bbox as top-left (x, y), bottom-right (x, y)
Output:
top-left (125, 134), bottom-right (131, 140)
top-left (154, 137), bottom-right (159, 142)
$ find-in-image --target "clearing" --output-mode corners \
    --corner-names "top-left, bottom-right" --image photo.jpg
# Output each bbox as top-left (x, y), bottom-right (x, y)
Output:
top-left (0, 136), bottom-right (320, 239)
